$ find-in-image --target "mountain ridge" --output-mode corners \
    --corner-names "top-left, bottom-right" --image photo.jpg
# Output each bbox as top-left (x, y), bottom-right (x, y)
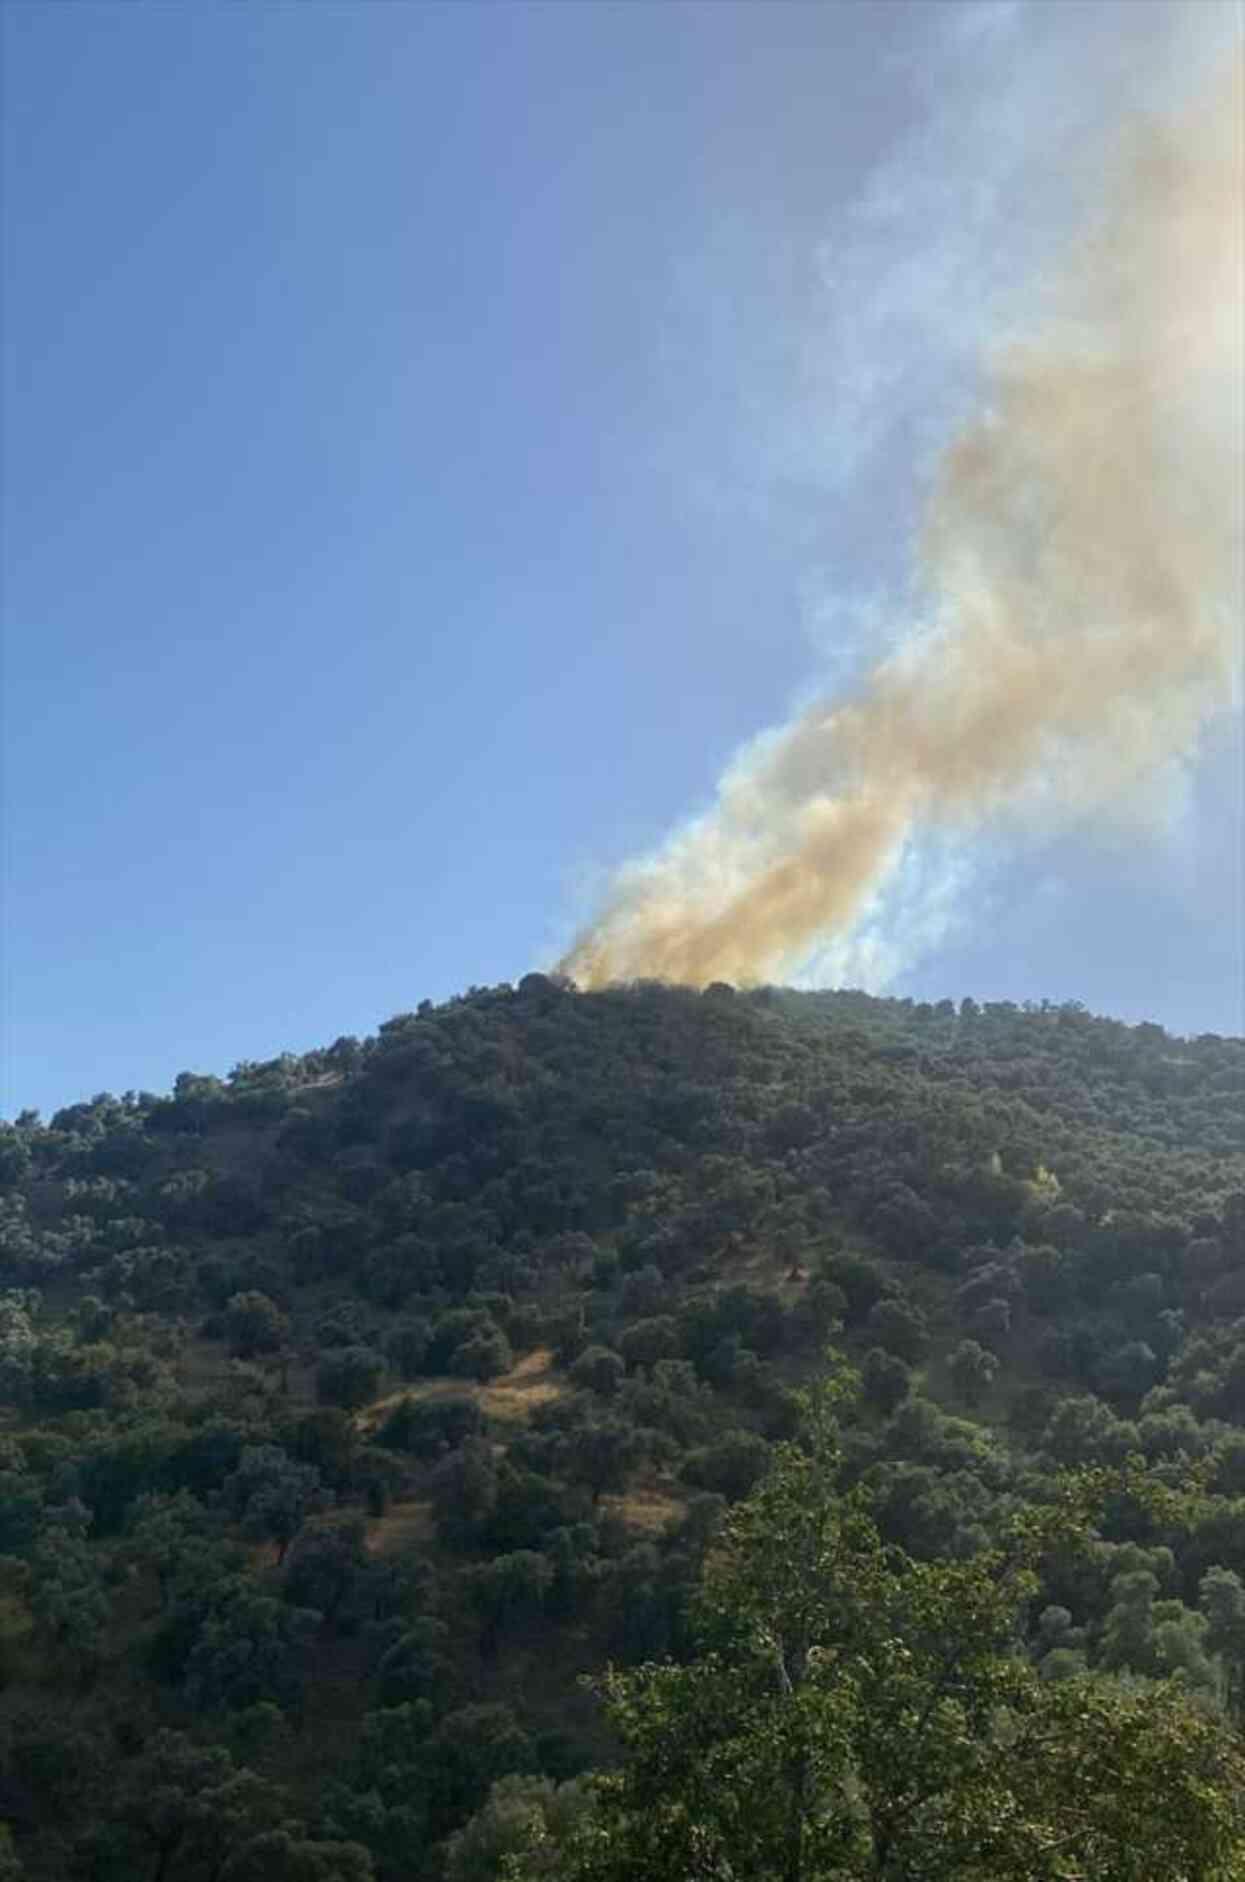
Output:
top-left (0, 980), bottom-right (1242, 1879)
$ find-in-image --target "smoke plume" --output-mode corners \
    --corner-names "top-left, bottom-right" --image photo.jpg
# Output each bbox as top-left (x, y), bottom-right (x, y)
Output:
top-left (559, 53), bottom-right (1243, 992)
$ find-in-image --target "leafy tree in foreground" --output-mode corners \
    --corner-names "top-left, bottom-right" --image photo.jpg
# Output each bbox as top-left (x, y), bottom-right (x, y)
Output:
top-left (513, 1379), bottom-right (1245, 1882)
top-left (444, 1775), bottom-right (593, 1882)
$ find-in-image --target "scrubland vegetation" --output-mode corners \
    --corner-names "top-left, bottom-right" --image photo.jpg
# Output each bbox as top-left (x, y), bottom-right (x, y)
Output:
top-left (1, 978), bottom-right (1243, 1877)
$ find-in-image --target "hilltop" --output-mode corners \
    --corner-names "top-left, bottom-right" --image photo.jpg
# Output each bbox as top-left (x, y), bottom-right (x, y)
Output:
top-left (0, 980), bottom-right (1243, 1879)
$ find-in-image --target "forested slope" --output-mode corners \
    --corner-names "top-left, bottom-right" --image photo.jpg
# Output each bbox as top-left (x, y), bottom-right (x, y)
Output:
top-left (1, 980), bottom-right (1243, 1879)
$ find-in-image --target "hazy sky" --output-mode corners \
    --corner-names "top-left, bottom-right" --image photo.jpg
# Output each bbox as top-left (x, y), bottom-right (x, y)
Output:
top-left (3, 0), bottom-right (1241, 1117)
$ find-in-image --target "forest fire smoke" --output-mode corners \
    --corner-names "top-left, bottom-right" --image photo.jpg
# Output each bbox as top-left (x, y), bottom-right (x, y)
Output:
top-left (559, 57), bottom-right (1243, 991)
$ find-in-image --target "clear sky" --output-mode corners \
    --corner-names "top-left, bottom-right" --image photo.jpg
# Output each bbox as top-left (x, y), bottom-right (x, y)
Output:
top-left (3, 0), bottom-right (1241, 1118)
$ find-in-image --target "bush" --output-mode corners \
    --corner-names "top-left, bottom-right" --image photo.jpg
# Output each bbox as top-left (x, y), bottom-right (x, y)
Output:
top-left (427, 1310), bottom-right (510, 1376)
top-left (317, 1346), bottom-right (386, 1410)
top-left (377, 1395), bottom-right (485, 1458)
top-left (451, 1329), bottom-right (513, 1382)
top-left (569, 1346), bottom-right (625, 1397)
top-left (385, 1317), bottom-right (433, 1380)
top-left (949, 1339), bottom-right (998, 1408)
top-left (820, 1253), bottom-right (896, 1325)
top-left (224, 1291), bottom-right (288, 1359)
top-left (681, 1430), bottom-right (771, 1502)
top-left (861, 1348), bottom-right (912, 1415)
top-left (865, 1297), bottom-right (929, 1364)
top-left (617, 1317), bottom-right (682, 1372)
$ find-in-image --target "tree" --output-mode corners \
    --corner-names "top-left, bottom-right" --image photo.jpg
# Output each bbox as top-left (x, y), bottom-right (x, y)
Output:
top-left (316, 1347), bottom-right (386, 1412)
top-left (0, 1467), bottom-right (44, 1553)
top-left (865, 1297), bottom-right (929, 1364)
top-left (452, 1327), bottom-right (513, 1383)
top-left (561, 1420), bottom-right (641, 1505)
top-left (426, 1310), bottom-right (508, 1376)
top-left (322, 1701), bottom-right (435, 1871)
top-left (860, 1348), bottom-right (911, 1416)
top-left (617, 1318), bottom-right (681, 1373)
top-left (970, 1295), bottom-right (1013, 1346)
top-left (182, 1582), bottom-right (322, 1713)
top-left (285, 1407), bottom-right (359, 1485)
top-left (467, 1551), bottom-right (554, 1654)
top-left (430, 1438), bottom-right (500, 1547)
top-left (225, 1446), bottom-right (331, 1563)
top-left (283, 1516), bottom-right (373, 1628)
top-left (512, 1381), bottom-right (1245, 1882)
top-left (1097, 1339), bottom-right (1160, 1402)
top-left (384, 1317), bottom-right (432, 1380)
top-left (90, 1729), bottom-right (287, 1882)
top-left (619, 1267), bottom-right (667, 1321)
top-left (1201, 1566), bottom-right (1245, 1721)
top-left (224, 1292), bottom-right (289, 1360)
top-left (379, 1393), bottom-right (483, 1459)
top-left (680, 1430), bottom-right (771, 1503)
top-left (125, 1490), bottom-right (219, 1607)
top-left (5, 1708), bottom-right (106, 1824)
top-left (375, 1619), bottom-right (453, 1707)
top-left (0, 1291), bottom-right (37, 1406)
top-left (820, 1254), bottom-right (894, 1326)
top-left (949, 1339), bottom-right (998, 1409)
top-left (568, 1348), bottom-right (625, 1399)
top-left (789, 1279), bottom-right (847, 1348)
top-left (217, 1829), bottom-right (375, 1881)
top-left (1033, 1604), bottom-right (1087, 1681)
top-left (1019, 1241), bottom-right (1074, 1315)
top-left (443, 1776), bottom-right (592, 1882)
top-left (1041, 1394), bottom-right (1138, 1468)
top-left (29, 1517), bottom-right (110, 1678)
top-left (423, 1704), bottom-right (535, 1840)
top-left (320, 1786), bottom-right (424, 1882)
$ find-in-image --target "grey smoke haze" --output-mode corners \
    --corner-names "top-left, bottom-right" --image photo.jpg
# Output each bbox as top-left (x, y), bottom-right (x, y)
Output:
top-left (560, 44), bottom-right (1243, 992)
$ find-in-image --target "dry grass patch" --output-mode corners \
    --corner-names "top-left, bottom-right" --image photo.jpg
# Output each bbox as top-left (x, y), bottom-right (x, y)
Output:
top-left (365, 1498), bottom-right (434, 1555)
top-left (600, 1484), bottom-right (687, 1536)
top-left (477, 1346), bottom-right (564, 1420)
top-left (359, 1346), bottom-right (564, 1434)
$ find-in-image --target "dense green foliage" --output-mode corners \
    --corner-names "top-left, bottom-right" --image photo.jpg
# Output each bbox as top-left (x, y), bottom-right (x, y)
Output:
top-left (515, 1386), bottom-right (1245, 1879)
top-left (0, 979), bottom-right (1242, 1878)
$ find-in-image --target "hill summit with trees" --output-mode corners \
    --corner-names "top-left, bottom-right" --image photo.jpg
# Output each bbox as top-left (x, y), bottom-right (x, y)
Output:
top-left (1, 978), bottom-right (1243, 1878)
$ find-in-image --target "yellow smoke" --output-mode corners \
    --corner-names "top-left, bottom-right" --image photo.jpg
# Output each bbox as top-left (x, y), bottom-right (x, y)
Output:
top-left (559, 55), bottom-right (1244, 992)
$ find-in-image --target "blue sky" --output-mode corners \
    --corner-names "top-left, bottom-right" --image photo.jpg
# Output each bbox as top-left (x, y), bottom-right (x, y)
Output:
top-left (3, 0), bottom-right (1240, 1117)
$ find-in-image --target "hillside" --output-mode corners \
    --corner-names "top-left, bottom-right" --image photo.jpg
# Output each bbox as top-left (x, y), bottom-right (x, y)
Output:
top-left (1, 979), bottom-right (1243, 1879)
